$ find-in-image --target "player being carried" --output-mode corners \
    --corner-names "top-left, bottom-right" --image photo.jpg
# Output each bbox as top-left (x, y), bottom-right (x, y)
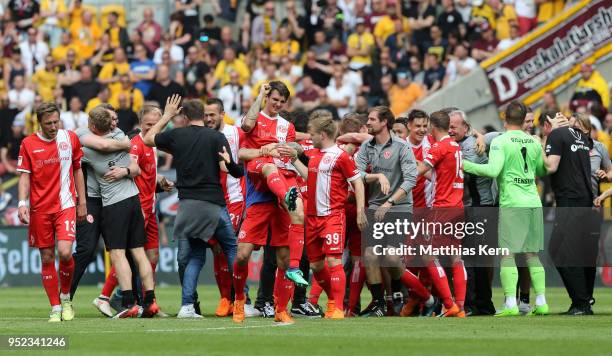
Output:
top-left (233, 81), bottom-right (306, 324)
top-left (17, 102), bottom-right (87, 322)
top-left (463, 101), bottom-right (549, 316)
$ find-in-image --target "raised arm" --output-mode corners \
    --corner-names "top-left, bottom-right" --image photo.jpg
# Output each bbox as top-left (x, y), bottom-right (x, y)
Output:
top-left (144, 94), bottom-right (182, 147)
top-left (80, 134), bottom-right (130, 152)
top-left (241, 84), bottom-right (270, 133)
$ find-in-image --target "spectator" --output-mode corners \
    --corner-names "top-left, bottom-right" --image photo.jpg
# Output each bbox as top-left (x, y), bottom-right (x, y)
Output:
top-left (130, 44), bottom-right (157, 98)
top-left (489, 0), bottom-right (518, 40)
top-left (444, 43), bottom-right (478, 86)
top-left (325, 65), bottom-right (354, 118)
top-left (169, 11), bottom-right (193, 51)
top-left (2, 21), bottom-right (20, 58)
top-left (0, 117), bottom-right (25, 177)
top-left (455, 0), bottom-right (473, 23)
top-left (355, 94), bottom-right (369, 114)
top-left (174, 0), bottom-right (202, 36)
top-left (137, 8), bottom-right (163, 54)
top-left (270, 25), bottom-right (300, 63)
top-left (31, 55), bottom-right (58, 101)
top-left (161, 49), bottom-right (183, 82)
top-left (423, 53), bottom-right (445, 92)
top-left (214, 26), bottom-right (246, 59)
top-left (385, 18), bottom-right (413, 65)
top-left (497, 24), bottom-right (521, 51)
top-left (0, 93), bottom-right (19, 145)
top-left (388, 70), bottom-right (423, 116)
top-left (98, 47), bottom-right (131, 95)
top-left (19, 27), bottom-right (50, 77)
top-left (471, 22), bottom-right (499, 61)
top-left (182, 46), bottom-right (210, 97)
top-left (408, 55), bottom-right (426, 86)
top-left (437, 0), bottom-right (465, 37)
top-left (536, 0), bottom-right (564, 26)
top-left (213, 47), bottom-right (250, 87)
top-left (374, 1), bottom-right (409, 49)
top-left (302, 50), bottom-right (332, 88)
top-left (89, 33), bottom-right (114, 69)
top-left (250, 49), bottom-right (270, 85)
top-left (84, 85), bottom-right (110, 113)
top-left (147, 64), bottom-right (185, 107)
top-left (573, 63), bottom-right (609, 111)
top-left (200, 14), bottom-right (221, 43)
top-left (71, 64), bottom-right (101, 107)
top-left (294, 75), bottom-right (322, 112)
top-left (424, 25), bottom-right (448, 63)
top-left (281, 0), bottom-right (306, 46)
top-left (39, 0), bottom-right (68, 48)
top-left (251, 1), bottom-right (277, 47)
top-left (218, 70), bottom-right (252, 122)
top-left (8, 74), bottom-right (35, 124)
top-left (470, 0), bottom-right (495, 34)
top-left (407, 0), bottom-right (436, 48)
top-left (277, 57), bottom-right (302, 87)
top-left (339, 0), bottom-right (367, 30)
top-left (3, 48), bottom-right (27, 91)
top-left (154, 33), bottom-right (185, 65)
top-left (362, 51), bottom-right (396, 104)
top-left (334, 56), bottom-right (363, 95)
top-left (51, 31), bottom-right (78, 65)
top-left (8, 0), bottom-right (40, 33)
top-left (311, 30), bottom-right (331, 60)
top-left (251, 62), bottom-right (294, 97)
top-left (366, 0), bottom-right (387, 31)
top-left (106, 11), bottom-right (129, 49)
top-left (515, 0), bottom-right (537, 35)
top-left (115, 93), bottom-right (139, 133)
top-left (109, 73), bottom-right (145, 113)
top-left (347, 18), bottom-right (375, 70)
top-left (60, 96), bottom-right (88, 131)
top-left (377, 74), bottom-right (392, 106)
top-left (329, 36), bottom-right (346, 60)
top-left (70, 9), bottom-right (102, 59)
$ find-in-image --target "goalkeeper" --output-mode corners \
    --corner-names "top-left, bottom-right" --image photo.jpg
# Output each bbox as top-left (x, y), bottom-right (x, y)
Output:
top-left (463, 101), bottom-right (549, 316)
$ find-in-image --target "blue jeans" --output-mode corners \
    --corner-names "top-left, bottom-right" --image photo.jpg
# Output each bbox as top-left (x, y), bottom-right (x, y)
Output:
top-left (177, 207), bottom-right (237, 306)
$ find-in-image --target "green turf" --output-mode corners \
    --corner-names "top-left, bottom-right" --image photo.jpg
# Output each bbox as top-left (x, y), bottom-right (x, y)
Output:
top-left (1, 286), bottom-right (611, 355)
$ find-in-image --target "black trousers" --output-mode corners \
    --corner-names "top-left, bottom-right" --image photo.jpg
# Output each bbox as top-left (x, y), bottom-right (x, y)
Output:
top-left (70, 197), bottom-right (103, 299)
top-left (549, 199), bottom-right (600, 308)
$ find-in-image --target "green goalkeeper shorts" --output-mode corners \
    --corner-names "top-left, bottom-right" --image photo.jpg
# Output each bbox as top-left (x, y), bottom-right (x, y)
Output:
top-left (498, 207), bottom-right (544, 253)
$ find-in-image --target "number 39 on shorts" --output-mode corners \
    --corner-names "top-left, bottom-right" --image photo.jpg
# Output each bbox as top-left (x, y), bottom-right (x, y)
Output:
top-left (325, 233), bottom-right (340, 246)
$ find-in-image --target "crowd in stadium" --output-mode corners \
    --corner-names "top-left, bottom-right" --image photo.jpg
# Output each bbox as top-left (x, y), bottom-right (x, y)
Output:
top-left (1, 0), bottom-right (611, 322)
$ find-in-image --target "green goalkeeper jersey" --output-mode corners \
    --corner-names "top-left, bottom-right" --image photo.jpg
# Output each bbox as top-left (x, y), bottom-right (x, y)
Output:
top-left (463, 130), bottom-right (546, 208)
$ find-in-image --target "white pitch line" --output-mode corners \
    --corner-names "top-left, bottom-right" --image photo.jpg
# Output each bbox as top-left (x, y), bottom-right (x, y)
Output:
top-left (67, 323), bottom-right (292, 334)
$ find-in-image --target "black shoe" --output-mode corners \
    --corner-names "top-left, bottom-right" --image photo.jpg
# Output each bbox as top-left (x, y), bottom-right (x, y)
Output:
top-left (566, 305), bottom-right (593, 316)
top-left (291, 301), bottom-right (322, 318)
top-left (193, 301), bottom-right (201, 316)
top-left (359, 300), bottom-right (376, 316)
top-left (421, 297), bottom-right (440, 317)
top-left (258, 302), bottom-right (275, 318)
top-left (392, 292), bottom-right (404, 316)
top-left (589, 297), bottom-right (595, 306)
top-left (109, 292), bottom-right (123, 313)
top-left (362, 302), bottom-right (386, 317)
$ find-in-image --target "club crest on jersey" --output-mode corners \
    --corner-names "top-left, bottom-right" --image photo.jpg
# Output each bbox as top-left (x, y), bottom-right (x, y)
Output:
top-left (278, 125), bottom-right (288, 134)
top-left (238, 230), bottom-right (246, 240)
top-left (383, 150), bottom-right (392, 159)
top-left (227, 137), bottom-right (235, 146)
top-left (323, 155), bottom-right (333, 164)
top-left (59, 142), bottom-right (69, 151)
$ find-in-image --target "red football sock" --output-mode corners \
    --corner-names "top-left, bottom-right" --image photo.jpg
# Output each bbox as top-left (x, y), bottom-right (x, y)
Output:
top-left (426, 260), bottom-right (454, 309)
top-left (312, 264), bottom-right (333, 300)
top-left (288, 224), bottom-right (304, 269)
top-left (348, 260), bottom-right (366, 313)
top-left (59, 257), bottom-right (74, 295)
top-left (401, 269), bottom-right (431, 301)
top-left (266, 171), bottom-right (290, 201)
top-left (274, 268), bottom-right (294, 312)
top-left (101, 266), bottom-right (118, 298)
top-left (308, 278), bottom-right (323, 305)
top-left (150, 261), bottom-right (157, 285)
top-left (452, 260), bottom-right (467, 310)
top-left (41, 261), bottom-right (60, 306)
top-left (419, 267), bottom-right (434, 291)
top-left (329, 264), bottom-right (346, 311)
top-left (233, 261), bottom-right (249, 301)
top-left (215, 253), bottom-right (232, 299)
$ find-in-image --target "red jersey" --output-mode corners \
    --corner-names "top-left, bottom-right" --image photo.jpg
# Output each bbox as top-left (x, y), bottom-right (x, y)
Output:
top-left (243, 111), bottom-right (296, 172)
top-left (296, 139), bottom-right (321, 202)
top-left (131, 133), bottom-right (157, 214)
top-left (306, 145), bottom-right (360, 216)
top-left (221, 124), bottom-right (245, 204)
top-left (17, 130), bottom-right (83, 214)
top-left (423, 136), bottom-right (464, 208)
top-left (408, 135), bottom-right (432, 208)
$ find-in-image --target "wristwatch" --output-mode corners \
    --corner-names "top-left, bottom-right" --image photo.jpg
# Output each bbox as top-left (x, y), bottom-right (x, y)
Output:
top-left (387, 198), bottom-right (395, 206)
top-left (18, 200), bottom-right (28, 208)
top-left (125, 167), bottom-right (131, 176)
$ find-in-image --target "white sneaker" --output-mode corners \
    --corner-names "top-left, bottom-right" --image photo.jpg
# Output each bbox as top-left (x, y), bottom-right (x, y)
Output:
top-left (518, 301), bottom-right (532, 315)
top-left (177, 304), bottom-right (203, 318)
top-left (245, 303), bottom-right (262, 317)
top-left (92, 297), bottom-right (114, 318)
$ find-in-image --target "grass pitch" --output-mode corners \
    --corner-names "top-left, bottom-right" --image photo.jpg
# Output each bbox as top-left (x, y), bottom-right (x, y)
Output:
top-left (1, 286), bottom-right (611, 355)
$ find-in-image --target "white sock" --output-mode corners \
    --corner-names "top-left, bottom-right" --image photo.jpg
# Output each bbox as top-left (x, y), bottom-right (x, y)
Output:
top-left (60, 293), bottom-right (70, 301)
top-left (424, 295), bottom-right (434, 307)
top-left (51, 305), bottom-right (62, 312)
top-left (505, 296), bottom-right (517, 308)
top-left (535, 294), bottom-right (546, 306)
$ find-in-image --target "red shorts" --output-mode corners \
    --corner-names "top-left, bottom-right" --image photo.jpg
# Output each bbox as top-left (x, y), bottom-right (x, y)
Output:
top-left (421, 208), bottom-right (465, 249)
top-left (29, 207), bottom-right (76, 249)
top-left (345, 203), bottom-right (362, 257)
top-left (306, 211), bottom-right (346, 263)
top-left (143, 212), bottom-right (159, 250)
top-left (227, 201), bottom-right (245, 231)
top-left (238, 201), bottom-right (290, 247)
top-left (246, 158), bottom-right (297, 192)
